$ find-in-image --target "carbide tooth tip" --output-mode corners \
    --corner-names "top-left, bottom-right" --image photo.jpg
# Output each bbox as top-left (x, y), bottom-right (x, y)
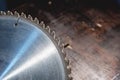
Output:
top-left (14, 11), bottom-right (20, 17)
top-left (46, 26), bottom-right (51, 33)
top-left (56, 37), bottom-right (60, 46)
top-left (40, 21), bottom-right (44, 24)
top-left (65, 57), bottom-right (68, 61)
top-left (63, 51), bottom-right (66, 56)
top-left (0, 11), bottom-right (3, 15)
top-left (34, 17), bottom-right (39, 24)
top-left (21, 12), bottom-right (26, 18)
top-left (68, 75), bottom-right (73, 80)
top-left (59, 44), bottom-right (64, 49)
top-left (40, 21), bottom-right (45, 28)
top-left (7, 11), bottom-right (13, 15)
top-left (67, 66), bottom-right (71, 73)
top-left (51, 31), bottom-right (56, 39)
top-left (65, 58), bottom-right (69, 64)
top-left (3, 12), bottom-right (6, 15)
top-left (0, 11), bottom-right (6, 15)
top-left (51, 30), bottom-right (55, 35)
top-left (28, 15), bottom-right (33, 21)
top-left (67, 66), bottom-right (70, 69)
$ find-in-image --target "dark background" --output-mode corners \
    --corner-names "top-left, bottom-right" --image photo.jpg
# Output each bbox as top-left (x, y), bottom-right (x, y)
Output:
top-left (1, 0), bottom-right (120, 11)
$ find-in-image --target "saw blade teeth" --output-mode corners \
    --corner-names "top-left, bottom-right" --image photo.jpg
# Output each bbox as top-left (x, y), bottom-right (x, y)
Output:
top-left (0, 11), bottom-right (6, 15)
top-left (39, 20), bottom-right (72, 80)
top-left (68, 74), bottom-right (73, 80)
top-left (3, 11), bottom-right (73, 80)
top-left (59, 44), bottom-right (63, 49)
top-left (66, 59), bottom-right (73, 80)
top-left (45, 26), bottom-right (51, 33)
top-left (14, 11), bottom-right (20, 17)
top-left (62, 49), bottom-right (65, 53)
top-left (65, 57), bottom-right (69, 63)
top-left (66, 57), bottom-right (72, 80)
top-left (56, 37), bottom-right (60, 46)
top-left (40, 21), bottom-right (45, 29)
top-left (7, 11), bottom-right (13, 15)
top-left (61, 43), bottom-right (65, 53)
top-left (21, 12), bottom-right (26, 18)
top-left (0, 11), bottom-right (4, 15)
top-left (67, 66), bottom-right (71, 73)
top-left (34, 17), bottom-right (39, 24)
top-left (58, 40), bottom-right (72, 80)
top-left (67, 66), bottom-right (70, 70)
top-left (3, 11), bottom-right (6, 15)
top-left (51, 31), bottom-right (56, 39)
top-left (63, 50), bottom-right (66, 57)
top-left (28, 15), bottom-right (33, 21)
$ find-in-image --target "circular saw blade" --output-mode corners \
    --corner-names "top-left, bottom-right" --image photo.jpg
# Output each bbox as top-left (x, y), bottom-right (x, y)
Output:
top-left (0, 11), bottom-right (72, 80)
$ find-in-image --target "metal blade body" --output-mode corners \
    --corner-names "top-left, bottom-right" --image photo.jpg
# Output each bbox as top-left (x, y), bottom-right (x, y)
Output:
top-left (0, 15), bottom-right (67, 80)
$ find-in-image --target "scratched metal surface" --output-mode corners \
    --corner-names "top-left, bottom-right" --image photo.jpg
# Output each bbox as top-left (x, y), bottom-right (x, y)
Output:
top-left (13, 2), bottom-right (120, 80)
top-left (47, 10), bottom-right (120, 80)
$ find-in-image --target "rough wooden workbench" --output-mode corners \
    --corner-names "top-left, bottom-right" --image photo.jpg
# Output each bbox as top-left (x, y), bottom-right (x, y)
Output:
top-left (15, 2), bottom-right (120, 80)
